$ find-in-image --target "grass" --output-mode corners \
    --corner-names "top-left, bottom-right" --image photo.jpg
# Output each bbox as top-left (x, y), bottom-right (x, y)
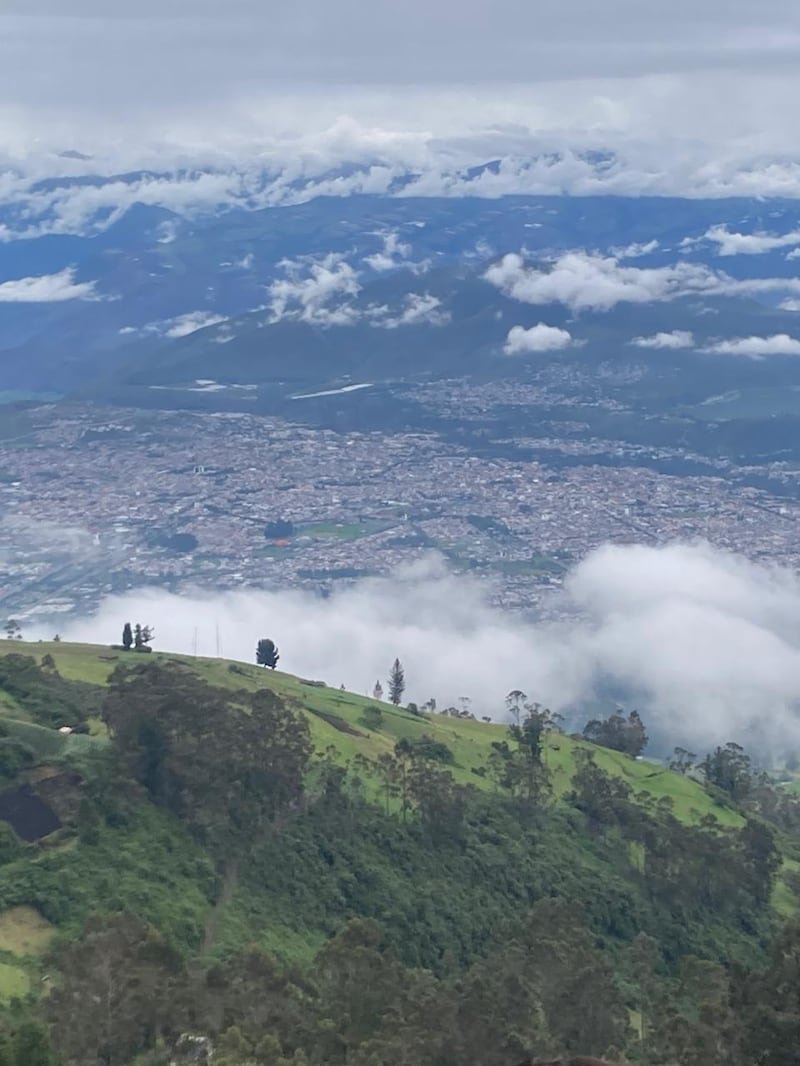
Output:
top-left (1, 717), bottom-right (99, 761)
top-left (0, 907), bottom-right (54, 957)
top-left (0, 961), bottom-right (29, 1001)
top-left (774, 858), bottom-right (800, 917)
top-left (0, 639), bottom-right (739, 830)
top-left (298, 521), bottom-right (373, 541)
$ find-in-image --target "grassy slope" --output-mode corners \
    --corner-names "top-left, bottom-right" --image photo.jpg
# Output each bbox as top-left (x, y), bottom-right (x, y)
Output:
top-left (0, 638), bottom-right (795, 974)
top-left (0, 638), bottom-right (742, 826)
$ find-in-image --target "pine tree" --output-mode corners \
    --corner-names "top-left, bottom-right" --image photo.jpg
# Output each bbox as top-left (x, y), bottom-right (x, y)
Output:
top-left (373, 680), bottom-right (384, 701)
top-left (122, 623), bottom-right (133, 651)
top-left (388, 658), bottom-right (405, 706)
top-left (256, 638), bottom-right (280, 669)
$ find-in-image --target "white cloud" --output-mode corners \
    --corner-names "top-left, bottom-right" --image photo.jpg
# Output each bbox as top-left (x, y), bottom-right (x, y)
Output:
top-left (119, 310), bottom-right (228, 339)
top-left (0, 267), bottom-right (97, 302)
top-left (485, 251), bottom-right (709, 311)
top-left (363, 231), bottom-right (411, 271)
top-left (363, 231), bottom-right (430, 275)
top-left (266, 257), bottom-right (448, 329)
top-left (611, 239), bottom-right (659, 258)
top-left (702, 223), bottom-right (800, 256)
top-left (156, 220), bottom-right (178, 244)
top-left (379, 293), bottom-right (450, 328)
top-left (703, 333), bottom-right (800, 357)
top-left (504, 322), bottom-right (573, 353)
top-left (630, 329), bottom-right (695, 349)
top-left (164, 311), bottom-right (228, 338)
top-left (45, 541), bottom-right (800, 754)
top-left (268, 254), bottom-right (361, 325)
top-left (485, 250), bottom-right (800, 312)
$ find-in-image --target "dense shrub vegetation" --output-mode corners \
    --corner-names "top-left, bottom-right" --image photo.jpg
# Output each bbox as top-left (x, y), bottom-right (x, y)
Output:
top-left (0, 649), bottom-right (797, 1064)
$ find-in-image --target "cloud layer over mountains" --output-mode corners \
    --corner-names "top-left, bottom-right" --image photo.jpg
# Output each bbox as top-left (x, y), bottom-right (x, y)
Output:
top-left (4, 3), bottom-right (800, 205)
top-left (46, 542), bottom-right (800, 757)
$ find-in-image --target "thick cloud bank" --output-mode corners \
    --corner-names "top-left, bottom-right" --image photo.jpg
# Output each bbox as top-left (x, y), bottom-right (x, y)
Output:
top-left (45, 542), bottom-right (800, 756)
top-left (484, 251), bottom-right (800, 313)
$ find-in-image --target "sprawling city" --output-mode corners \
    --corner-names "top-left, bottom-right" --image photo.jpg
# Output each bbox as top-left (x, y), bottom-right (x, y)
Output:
top-left (1, 392), bottom-right (796, 623)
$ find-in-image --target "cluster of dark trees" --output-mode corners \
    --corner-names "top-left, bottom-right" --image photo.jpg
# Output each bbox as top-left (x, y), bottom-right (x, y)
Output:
top-left (101, 662), bottom-right (311, 858)
top-left (264, 520), bottom-right (295, 540)
top-left (119, 623), bottom-right (154, 653)
top-left (582, 709), bottom-right (648, 757)
top-left (14, 902), bottom-right (800, 1066)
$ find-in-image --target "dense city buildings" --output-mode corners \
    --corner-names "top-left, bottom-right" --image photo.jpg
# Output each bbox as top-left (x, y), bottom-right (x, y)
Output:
top-left (1, 395), bottom-right (797, 625)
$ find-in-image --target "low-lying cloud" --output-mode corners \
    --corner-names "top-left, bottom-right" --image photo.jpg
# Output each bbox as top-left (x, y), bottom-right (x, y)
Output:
top-left (42, 541), bottom-right (800, 756)
top-left (363, 230), bottom-right (429, 275)
top-left (485, 250), bottom-right (800, 312)
top-left (266, 253), bottom-right (447, 329)
top-left (703, 333), bottom-right (800, 357)
top-left (380, 293), bottom-right (450, 328)
top-left (268, 254), bottom-right (362, 326)
top-left (630, 330), bottom-right (695, 349)
top-left (119, 310), bottom-right (229, 340)
top-left (0, 267), bottom-right (98, 302)
top-left (504, 322), bottom-right (573, 353)
top-left (700, 224), bottom-right (800, 256)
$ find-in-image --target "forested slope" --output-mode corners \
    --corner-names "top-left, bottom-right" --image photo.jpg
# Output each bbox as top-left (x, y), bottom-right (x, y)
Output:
top-left (0, 639), bottom-right (797, 1066)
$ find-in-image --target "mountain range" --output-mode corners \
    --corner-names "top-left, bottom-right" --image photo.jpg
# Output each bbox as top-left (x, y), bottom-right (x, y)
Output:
top-left (3, 182), bottom-right (800, 424)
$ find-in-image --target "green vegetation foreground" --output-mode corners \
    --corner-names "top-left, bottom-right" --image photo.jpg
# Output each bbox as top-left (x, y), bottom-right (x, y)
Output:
top-left (0, 641), bottom-right (797, 1065)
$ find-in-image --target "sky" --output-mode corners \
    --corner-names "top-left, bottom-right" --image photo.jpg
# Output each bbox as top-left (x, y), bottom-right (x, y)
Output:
top-left (3, 2), bottom-right (800, 195)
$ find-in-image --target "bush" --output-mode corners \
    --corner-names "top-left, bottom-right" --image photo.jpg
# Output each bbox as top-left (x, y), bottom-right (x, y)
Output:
top-left (408, 735), bottom-right (455, 764)
top-left (360, 706), bottom-right (384, 731)
top-left (0, 739), bottom-right (35, 779)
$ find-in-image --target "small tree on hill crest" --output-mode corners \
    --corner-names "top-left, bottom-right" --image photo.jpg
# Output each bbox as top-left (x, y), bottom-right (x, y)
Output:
top-left (122, 623), bottom-right (133, 651)
top-left (133, 624), bottom-right (154, 652)
top-left (257, 638), bottom-right (280, 669)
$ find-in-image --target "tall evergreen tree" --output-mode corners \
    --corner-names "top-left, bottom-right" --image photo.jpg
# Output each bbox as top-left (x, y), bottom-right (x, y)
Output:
top-left (388, 658), bottom-right (405, 706)
top-left (122, 623), bottom-right (133, 651)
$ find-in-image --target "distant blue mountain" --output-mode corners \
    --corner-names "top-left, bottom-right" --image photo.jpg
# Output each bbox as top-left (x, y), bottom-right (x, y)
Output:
top-left (1, 187), bottom-right (800, 405)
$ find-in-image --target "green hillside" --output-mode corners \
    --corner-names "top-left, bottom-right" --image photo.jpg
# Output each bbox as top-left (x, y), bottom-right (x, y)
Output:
top-left (0, 638), bottom-right (743, 826)
top-left (0, 638), bottom-right (797, 1065)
